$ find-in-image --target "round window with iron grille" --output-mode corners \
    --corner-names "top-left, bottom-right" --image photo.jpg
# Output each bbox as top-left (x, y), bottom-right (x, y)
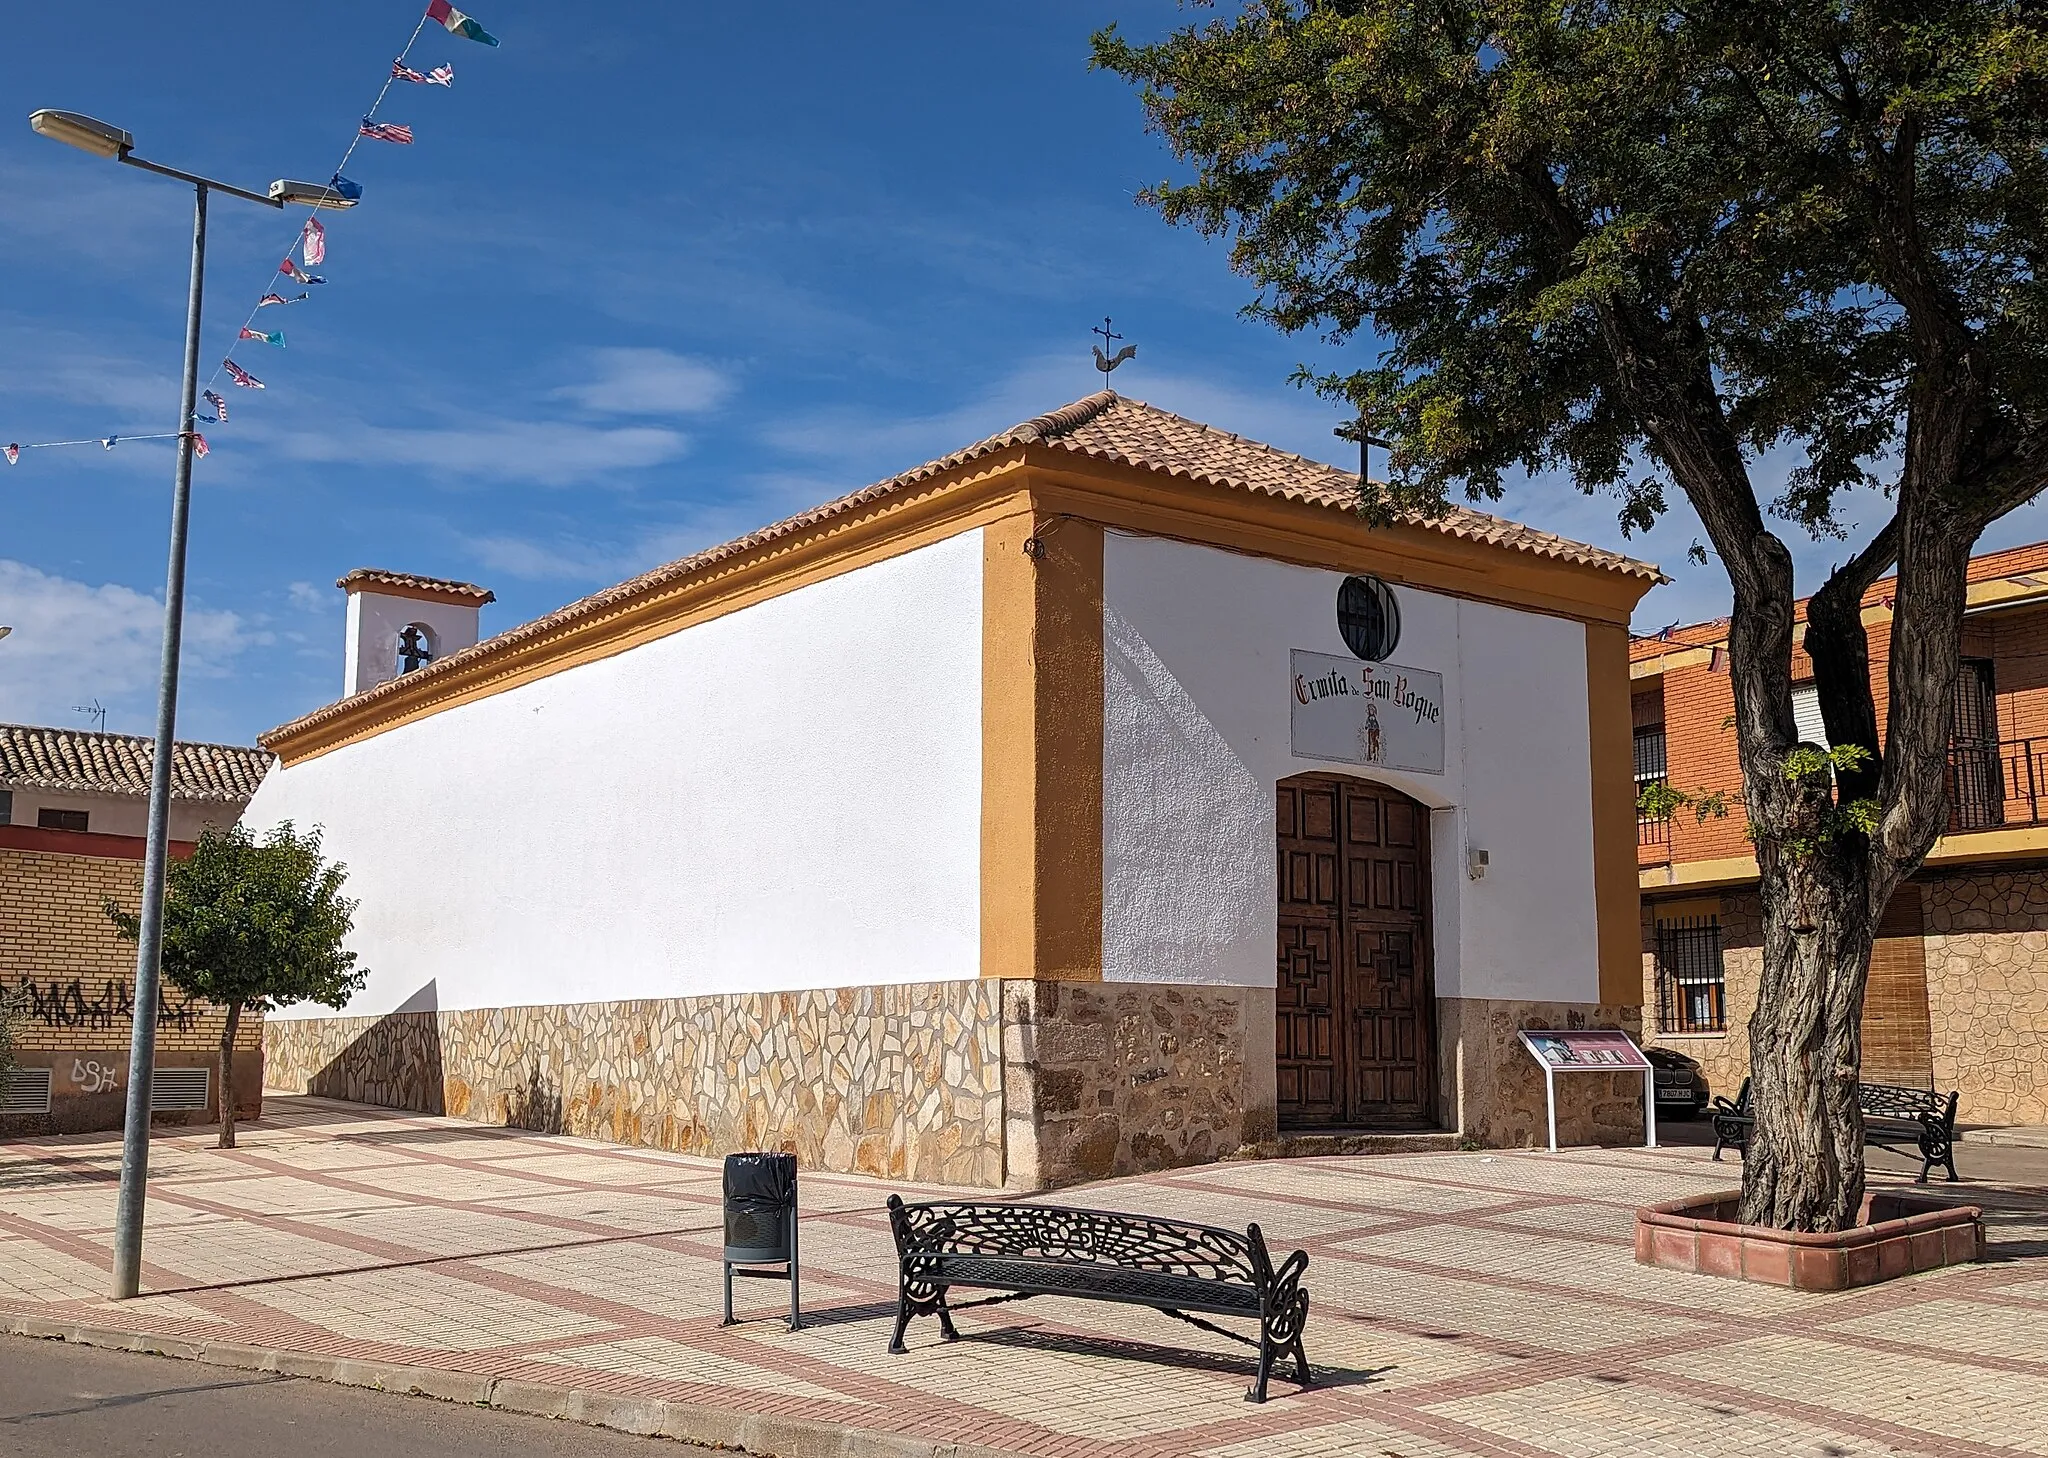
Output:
top-left (1337, 575), bottom-right (1401, 661)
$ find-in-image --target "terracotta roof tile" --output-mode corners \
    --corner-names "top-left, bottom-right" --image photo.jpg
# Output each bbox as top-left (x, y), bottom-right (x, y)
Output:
top-left (265, 392), bottom-right (1660, 747)
top-left (0, 724), bottom-right (272, 801)
top-left (338, 568), bottom-right (496, 603)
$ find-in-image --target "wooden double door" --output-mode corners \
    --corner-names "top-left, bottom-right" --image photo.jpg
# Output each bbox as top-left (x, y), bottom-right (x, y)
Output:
top-left (1275, 774), bottom-right (1437, 1128)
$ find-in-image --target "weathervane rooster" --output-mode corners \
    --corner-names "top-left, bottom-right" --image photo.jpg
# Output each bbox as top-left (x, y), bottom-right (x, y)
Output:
top-left (1091, 317), bottom-right (1136, 378)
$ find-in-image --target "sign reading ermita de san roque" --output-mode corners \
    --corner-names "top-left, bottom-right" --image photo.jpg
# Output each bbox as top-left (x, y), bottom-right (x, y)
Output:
top-left (1289, 649), bottom-right (1445, 774)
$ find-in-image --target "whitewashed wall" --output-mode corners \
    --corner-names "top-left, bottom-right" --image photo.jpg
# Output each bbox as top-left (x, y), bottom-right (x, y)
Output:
top-left (345, 590), bottom-right (484, 698)
top-left (1101, 532), bottom-right (1600, 1003)
top-left (249, 530), bottom-right (985, 1017)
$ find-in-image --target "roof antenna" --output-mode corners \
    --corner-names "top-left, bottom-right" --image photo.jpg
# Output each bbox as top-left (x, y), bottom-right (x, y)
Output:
top-left (73, 698), bottom-right (108, 733)
top-left (1091, 317), bottom-right (1136, 384)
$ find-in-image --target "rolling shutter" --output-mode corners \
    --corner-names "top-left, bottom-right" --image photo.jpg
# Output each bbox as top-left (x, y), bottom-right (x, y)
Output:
top-left (1861, 888), bottom-right (1933, 1088)
top-left (1792, 685), bottom-right (1830, 749)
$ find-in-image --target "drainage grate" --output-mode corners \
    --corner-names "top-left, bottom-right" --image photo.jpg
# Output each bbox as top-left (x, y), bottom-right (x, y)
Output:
top-left (3, 1068), bottom-right (54, 1115)
top-left (150, 1066), bottom-right (210, 1111)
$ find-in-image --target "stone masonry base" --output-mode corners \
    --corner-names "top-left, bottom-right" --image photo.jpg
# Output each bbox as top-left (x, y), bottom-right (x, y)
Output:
top-left (264, 982), bottom-right (1643, 1188)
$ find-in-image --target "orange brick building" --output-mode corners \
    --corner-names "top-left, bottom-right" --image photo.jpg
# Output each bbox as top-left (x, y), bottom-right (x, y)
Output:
top-left (1636, 543), bottom-right (2048, 1126)
top-left (1, 724), bottom-right (272, 1133)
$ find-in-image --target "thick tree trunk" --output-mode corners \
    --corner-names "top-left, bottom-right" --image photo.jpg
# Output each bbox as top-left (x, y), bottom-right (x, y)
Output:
top-left (218, 1002), bottom-right (240, 1150)
top-left (1737, 838), bottom-right (1874, 1230)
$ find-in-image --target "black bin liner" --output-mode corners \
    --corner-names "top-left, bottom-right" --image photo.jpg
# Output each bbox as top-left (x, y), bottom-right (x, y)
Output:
top-left (723, 1151), bottom-right (796, 1263)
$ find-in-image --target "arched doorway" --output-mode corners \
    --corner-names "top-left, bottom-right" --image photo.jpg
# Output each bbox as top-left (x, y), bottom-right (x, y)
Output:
top-left (1275, 773), bottom-right (1437, 1129)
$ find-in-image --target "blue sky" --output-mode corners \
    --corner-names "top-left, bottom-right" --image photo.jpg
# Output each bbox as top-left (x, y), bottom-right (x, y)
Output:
top-left (6, 2), bottom-right (2045, 747)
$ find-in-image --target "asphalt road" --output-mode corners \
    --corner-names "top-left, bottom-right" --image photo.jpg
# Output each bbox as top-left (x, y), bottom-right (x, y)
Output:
top-left (0, 1337), bottom-right (684, 1458)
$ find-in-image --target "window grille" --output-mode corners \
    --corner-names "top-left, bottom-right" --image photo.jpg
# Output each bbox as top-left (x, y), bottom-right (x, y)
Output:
top-left (1655, 915), bottom-right (1726, 1033)
top-left (37, 807), bottom-right (89, 833)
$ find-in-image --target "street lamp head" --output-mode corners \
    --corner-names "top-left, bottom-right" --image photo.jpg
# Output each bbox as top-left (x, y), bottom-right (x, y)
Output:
top-left (29, 109), bottom-right (132, 159)
top-left (269, 178), bottom-right (359, 210)
top-left (0, 626), bottom-right (12, 641)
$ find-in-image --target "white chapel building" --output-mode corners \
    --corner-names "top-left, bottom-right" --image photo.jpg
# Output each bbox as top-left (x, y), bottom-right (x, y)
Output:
top-left (246, 391), bottom-right (1660, 1188)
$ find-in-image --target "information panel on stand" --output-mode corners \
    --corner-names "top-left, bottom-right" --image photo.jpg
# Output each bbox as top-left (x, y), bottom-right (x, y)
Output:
top-left (1516, 1028), bottom-right (1656, 1151)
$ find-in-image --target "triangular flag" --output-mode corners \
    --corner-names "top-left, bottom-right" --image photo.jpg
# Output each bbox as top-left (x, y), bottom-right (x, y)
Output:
top-left (327, 174), bottom-right (362, 202)
top-left (259, 292), bottom-right (309, 307)
top-left (203, 390), bottom-right (228, 422)
top-left (301, 217), bottom-right (326, 267)
top-left (100, 436), bottom-right (118, 450)
top-left (428, 63), bottom-right (455, 85)
top-left (280, 259), bottom-right (325, 285)
top-left (4, 444), bottom-right (18, 465)
top-left (426, 0), bottom-right (498, 46)
top-left (223, 359), bottom-right (265, 389)
top-left (392, 60), bottom-right (429, 84)
top-left (240, 326), bottom-right (286, 347)
top-left (191, 433), bottom-right (209, 459)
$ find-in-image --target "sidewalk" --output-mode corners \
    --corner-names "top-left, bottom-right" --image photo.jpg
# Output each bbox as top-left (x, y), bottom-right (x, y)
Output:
top-left (2, 1095), bottom-right (2044, 1458)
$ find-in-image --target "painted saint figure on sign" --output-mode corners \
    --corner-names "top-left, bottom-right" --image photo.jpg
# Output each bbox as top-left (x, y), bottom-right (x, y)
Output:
top-left (1362, 699), bottom-right (1384, 764)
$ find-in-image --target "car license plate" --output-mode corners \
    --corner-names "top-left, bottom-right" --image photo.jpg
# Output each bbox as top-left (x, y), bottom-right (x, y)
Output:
top-left (1656, 1090), bottom-right (1693, 1103)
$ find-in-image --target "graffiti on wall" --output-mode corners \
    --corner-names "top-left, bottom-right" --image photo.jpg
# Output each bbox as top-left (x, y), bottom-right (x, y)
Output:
top-left (7, 976), bottom-right (202, 1033)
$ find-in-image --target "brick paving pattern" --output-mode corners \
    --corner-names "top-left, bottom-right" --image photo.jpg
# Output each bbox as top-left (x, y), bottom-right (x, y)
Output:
top-left (1, 1095), bottom-right (2043, 1457)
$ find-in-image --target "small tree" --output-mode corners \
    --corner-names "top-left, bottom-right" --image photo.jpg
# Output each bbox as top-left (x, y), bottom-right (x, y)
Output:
top-left (1096, 1), bottom-right (2048, 1230)
top-left (109, 822), bottom-right (365, 1148)
top-left (0, 985), bottom-right (24, 1085)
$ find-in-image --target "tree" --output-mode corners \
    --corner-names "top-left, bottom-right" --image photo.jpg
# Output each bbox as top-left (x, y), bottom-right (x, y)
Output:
top-left (0, 985), bottom-right (24, 1085)
top-left (1095, 2), bottom-right (2048, 1230)
top-left (109, 822), bottom-right (365, 1148)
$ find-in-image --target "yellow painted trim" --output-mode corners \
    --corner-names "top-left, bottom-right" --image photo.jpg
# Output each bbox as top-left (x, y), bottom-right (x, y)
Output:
top-left (269, 456), bottom-right (1037, 766)
top-left (1586, 622), bottom-right (1641, 1006)
top-left (269, 440), bottom-right (1655, 767)
top-left (1643, 822), bottom-right (2048, 895)
top-left (1630, 646), bottom-right (1713, 680)
top-left (1026, 458), bottom-right (1653, 628)
top-left (981, 514), bottom-right (1037, 984)
top-left (978, 499), bottom-right (1105, 983)
top-left (1650, 895), bottom-right (1723, 922)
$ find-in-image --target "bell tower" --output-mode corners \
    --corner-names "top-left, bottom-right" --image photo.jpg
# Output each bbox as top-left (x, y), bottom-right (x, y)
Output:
top-left (338, 568), bottom-right (495, 698)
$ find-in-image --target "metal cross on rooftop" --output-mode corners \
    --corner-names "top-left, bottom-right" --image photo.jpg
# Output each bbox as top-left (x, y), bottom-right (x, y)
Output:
top-left (1092, 317), bottom-right (1136, 379)
top-left (1335, 411), bottom-right (1392, 489)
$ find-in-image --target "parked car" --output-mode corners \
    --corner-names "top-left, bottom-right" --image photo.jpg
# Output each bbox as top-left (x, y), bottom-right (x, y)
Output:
top-left (1645, 1046), bottom-right (1710, 1119)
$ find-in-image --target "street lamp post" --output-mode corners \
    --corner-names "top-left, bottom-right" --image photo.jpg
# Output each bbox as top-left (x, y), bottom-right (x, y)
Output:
top-left (28, 110), bottom-right (356, 1300)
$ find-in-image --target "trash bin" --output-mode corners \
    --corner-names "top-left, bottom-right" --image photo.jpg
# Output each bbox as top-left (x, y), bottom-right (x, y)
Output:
top-left (721, 1151), bottom-right (799, 1330)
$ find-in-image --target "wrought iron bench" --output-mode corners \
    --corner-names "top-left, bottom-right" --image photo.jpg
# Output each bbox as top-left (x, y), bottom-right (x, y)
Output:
top-left (1711, 1077), bottom-right (1962, 1182)
top-left (884, 1195), bottom-right (1311, 1403)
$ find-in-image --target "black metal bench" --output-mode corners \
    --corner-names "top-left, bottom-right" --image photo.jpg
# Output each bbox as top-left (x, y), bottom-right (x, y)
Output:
top-left (884, 1195), bottom-right (1311, 1403)
top-left (1711, 1077), bottom-right (1961, 1182)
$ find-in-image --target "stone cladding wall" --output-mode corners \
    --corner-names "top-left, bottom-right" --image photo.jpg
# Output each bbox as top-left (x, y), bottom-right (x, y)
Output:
top-left (1924, 870), bottom-right (2048, 1125)
top-left (2, 845), bottom-right (260, 1135)
top-left (1640, 892), bottom-right (1764, 1104)
top-left (1436, 997), bottom-right (1649, 1148)
top-left (1002, 980), bottom-right (1273, 1189)
top-left (264, 980), bottom-right (1004, 1185)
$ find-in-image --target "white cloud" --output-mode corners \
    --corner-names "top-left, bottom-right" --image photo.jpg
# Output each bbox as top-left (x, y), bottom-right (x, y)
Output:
top-left (553, 348), bottom-right (734, 416)
top-left (262, 418), bottom-right (690, 487)
top-left (285, 580), bottom-right (327, 611)
top-left (0, 561), bottom-right (249, 734)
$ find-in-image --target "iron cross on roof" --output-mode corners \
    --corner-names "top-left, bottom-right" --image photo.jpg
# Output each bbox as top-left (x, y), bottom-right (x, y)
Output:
top-left (1335, 412), bottom-right (1392, 488)
top-left (1092, 317), bottom-right (1136, 379)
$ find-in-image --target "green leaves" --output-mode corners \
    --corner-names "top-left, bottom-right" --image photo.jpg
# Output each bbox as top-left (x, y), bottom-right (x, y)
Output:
top-left (1091, 0), bottom-right (2048, 541)
top-left (105, 821), bottom-right (366, 1017)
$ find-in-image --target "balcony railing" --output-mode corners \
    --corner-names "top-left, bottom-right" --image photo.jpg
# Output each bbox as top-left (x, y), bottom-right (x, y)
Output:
top-left (1947, 737), bottom-right (2048, 832)
top-left (1639, 815), bottom-right (1671, 847)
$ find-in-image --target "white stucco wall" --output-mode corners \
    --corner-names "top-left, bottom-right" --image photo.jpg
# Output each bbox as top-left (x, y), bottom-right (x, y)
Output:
top-left (248, 530), bottom-right (985, 1017)
top-left (1101, 532), bottom-right (1600, 1004)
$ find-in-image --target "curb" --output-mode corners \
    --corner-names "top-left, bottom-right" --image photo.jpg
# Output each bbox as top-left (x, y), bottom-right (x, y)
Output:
top-left (2, 1313), bottom-right (1028, 1458)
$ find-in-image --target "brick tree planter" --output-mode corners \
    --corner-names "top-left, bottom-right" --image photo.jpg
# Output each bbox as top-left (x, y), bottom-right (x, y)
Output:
top-left (1635, 1189), bottom-right (1984, 1290)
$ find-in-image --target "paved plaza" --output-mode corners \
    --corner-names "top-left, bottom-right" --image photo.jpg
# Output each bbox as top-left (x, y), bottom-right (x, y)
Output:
top-left (2, 1096), bottom-right (2044, 1458)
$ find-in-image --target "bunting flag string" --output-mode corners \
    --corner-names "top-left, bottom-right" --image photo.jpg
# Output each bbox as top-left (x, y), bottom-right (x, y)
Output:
top-left (4, 4), bottom-right (500, 464)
